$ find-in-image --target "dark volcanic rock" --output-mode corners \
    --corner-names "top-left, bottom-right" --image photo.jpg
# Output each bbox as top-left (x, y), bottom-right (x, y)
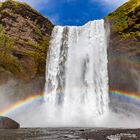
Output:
top-left (0, 116), bottom-right (20, 129)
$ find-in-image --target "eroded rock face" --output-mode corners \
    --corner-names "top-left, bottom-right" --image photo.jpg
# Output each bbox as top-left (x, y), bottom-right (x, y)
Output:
top-left (105, 0), bottom-right (140, 93)
top-left (0, 0), bottom-right (54, 83)
top-left (0, 116), bottom-right (20, 129)
top-left (0, 0), bottom-right (54, 103)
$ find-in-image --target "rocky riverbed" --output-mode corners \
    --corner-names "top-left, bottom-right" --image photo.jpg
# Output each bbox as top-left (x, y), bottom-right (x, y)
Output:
top-left (0, 128), bottom-right (140, 140)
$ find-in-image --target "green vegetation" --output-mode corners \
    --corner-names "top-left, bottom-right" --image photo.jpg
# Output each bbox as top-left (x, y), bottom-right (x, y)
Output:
top-left (105, 0), bottom-right (140, 40)
top-left (104, 0), bottom-right (140, 57)
top-left (33, 25), bottom-right (42, 37)
top-left (0, 24), bottom-right (50, 80)
top-left (0, 0), bottom-right (53, 81)
top-left (0, 24), bottom-right (3, 32)
top-left (1, 0), bottom-right (31, 9)
top-left (0, 10), bottom-right (18, 19)
top-left (0, 24), bottom-right (27, 79)
top-left (38, 34), bottom-right (50, 74)
top-left (24, 34), bottom-right (50, 75)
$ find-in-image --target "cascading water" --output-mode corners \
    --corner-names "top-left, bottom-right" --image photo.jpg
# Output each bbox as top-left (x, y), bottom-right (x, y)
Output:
top-left (5, 20), bottom-right (140, 128)
top-left (45, 19), bottom-right (109, 126)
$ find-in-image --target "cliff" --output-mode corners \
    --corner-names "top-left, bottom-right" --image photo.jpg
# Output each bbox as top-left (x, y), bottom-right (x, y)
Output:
top-left (0, 0), bottom-right (54, 108)
top-left (0, 0), bottom-right (53, 83)
top-left (105, 0), bottom-right (140, 94)
top-left (106, 0), bottom-right (140, 57)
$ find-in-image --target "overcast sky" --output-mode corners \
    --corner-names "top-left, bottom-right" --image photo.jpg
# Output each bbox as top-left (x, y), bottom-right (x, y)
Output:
top-left (7, 0), bottom-right (129, 25)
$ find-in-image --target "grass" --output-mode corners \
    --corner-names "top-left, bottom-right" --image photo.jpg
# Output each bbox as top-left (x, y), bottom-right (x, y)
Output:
top-left (105, 0), bottom-right (140, 41)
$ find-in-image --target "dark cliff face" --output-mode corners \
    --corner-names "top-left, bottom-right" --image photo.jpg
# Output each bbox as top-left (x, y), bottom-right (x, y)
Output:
top-left (0, 0), bottom-right (54, 83)
top-left (105, 0), bottom-right (140, 94)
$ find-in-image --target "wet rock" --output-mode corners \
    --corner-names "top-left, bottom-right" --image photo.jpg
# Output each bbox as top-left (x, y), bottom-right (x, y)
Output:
top-left (0, 116), bottom-right (20, 129)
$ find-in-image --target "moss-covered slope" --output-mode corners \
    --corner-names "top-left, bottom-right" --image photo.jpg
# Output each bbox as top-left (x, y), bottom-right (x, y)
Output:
top-left (106, 0), bottom-right (140, 57)
top-left (0, 0), bottom-right (54, 83)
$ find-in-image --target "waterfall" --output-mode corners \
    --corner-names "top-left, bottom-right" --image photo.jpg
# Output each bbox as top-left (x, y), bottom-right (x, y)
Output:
top-left (45, 19), bottom-right (109, 126)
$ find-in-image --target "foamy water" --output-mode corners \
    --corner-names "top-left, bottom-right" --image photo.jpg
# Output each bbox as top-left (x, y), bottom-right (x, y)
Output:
top-left (44, 20), bottom-right (109, 126)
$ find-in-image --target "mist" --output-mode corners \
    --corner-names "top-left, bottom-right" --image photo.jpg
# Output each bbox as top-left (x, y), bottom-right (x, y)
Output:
top-left (0, 19), bottom-right (140, 129)
top-left (0, 77), bottom-right (139, 128)
top-left (4, 100), bottom-right (140, 128)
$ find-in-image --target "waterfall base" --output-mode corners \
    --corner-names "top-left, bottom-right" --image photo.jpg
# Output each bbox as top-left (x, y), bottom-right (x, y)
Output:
top-left (45, 20), bottom-right (109, 126)
top-left (2, 20), bottom-right (140, 128)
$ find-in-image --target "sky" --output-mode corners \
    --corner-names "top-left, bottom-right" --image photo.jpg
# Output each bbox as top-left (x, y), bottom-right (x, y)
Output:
top-left (10, 0), bottom-right (128, 25)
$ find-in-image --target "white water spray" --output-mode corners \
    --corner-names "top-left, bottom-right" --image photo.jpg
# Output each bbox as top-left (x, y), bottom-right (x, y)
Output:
top-left (3, 20), bottom-right (140, 128)
top-left (45, 19), bottom-right (109, 126)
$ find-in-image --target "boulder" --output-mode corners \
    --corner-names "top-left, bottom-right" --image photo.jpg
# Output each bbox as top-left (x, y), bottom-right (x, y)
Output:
top-left (0, 116), bottom-right (20, 129)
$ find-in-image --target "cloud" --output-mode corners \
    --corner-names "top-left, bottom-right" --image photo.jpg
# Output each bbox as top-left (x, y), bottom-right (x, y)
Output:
top-left (18, 0), bottom-right (51, 9)
top-left (0, 0), bottom-right (129, 9)
top-left (0, 0), bottom-right (129, 25)
top-left (0, 0), bottom-right (49, 8)
top-left (91, 0), bottom-right (128, 7)
top-left (103, 0), bottom-right (128, 6)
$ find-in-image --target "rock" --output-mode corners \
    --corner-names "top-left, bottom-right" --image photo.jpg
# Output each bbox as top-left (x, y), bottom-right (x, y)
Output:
top-left (0, 116), bottom-right (20, 129)
top-left (105, 0), bottom-right (140, 93)
top-left (0, 0), bottom-right (54, 83)
top-left (0, 0), bottom-right (54, 102)
top-left (105, 0), bottom-right (140, 57)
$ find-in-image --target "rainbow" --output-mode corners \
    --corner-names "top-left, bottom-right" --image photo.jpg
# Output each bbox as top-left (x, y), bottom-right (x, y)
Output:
top-left (110, 89), bottom-right (140, 105)
top-left (0, 93), bottom-right (44, 116)
top-left (0, 89), bottom-right (140, 116)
